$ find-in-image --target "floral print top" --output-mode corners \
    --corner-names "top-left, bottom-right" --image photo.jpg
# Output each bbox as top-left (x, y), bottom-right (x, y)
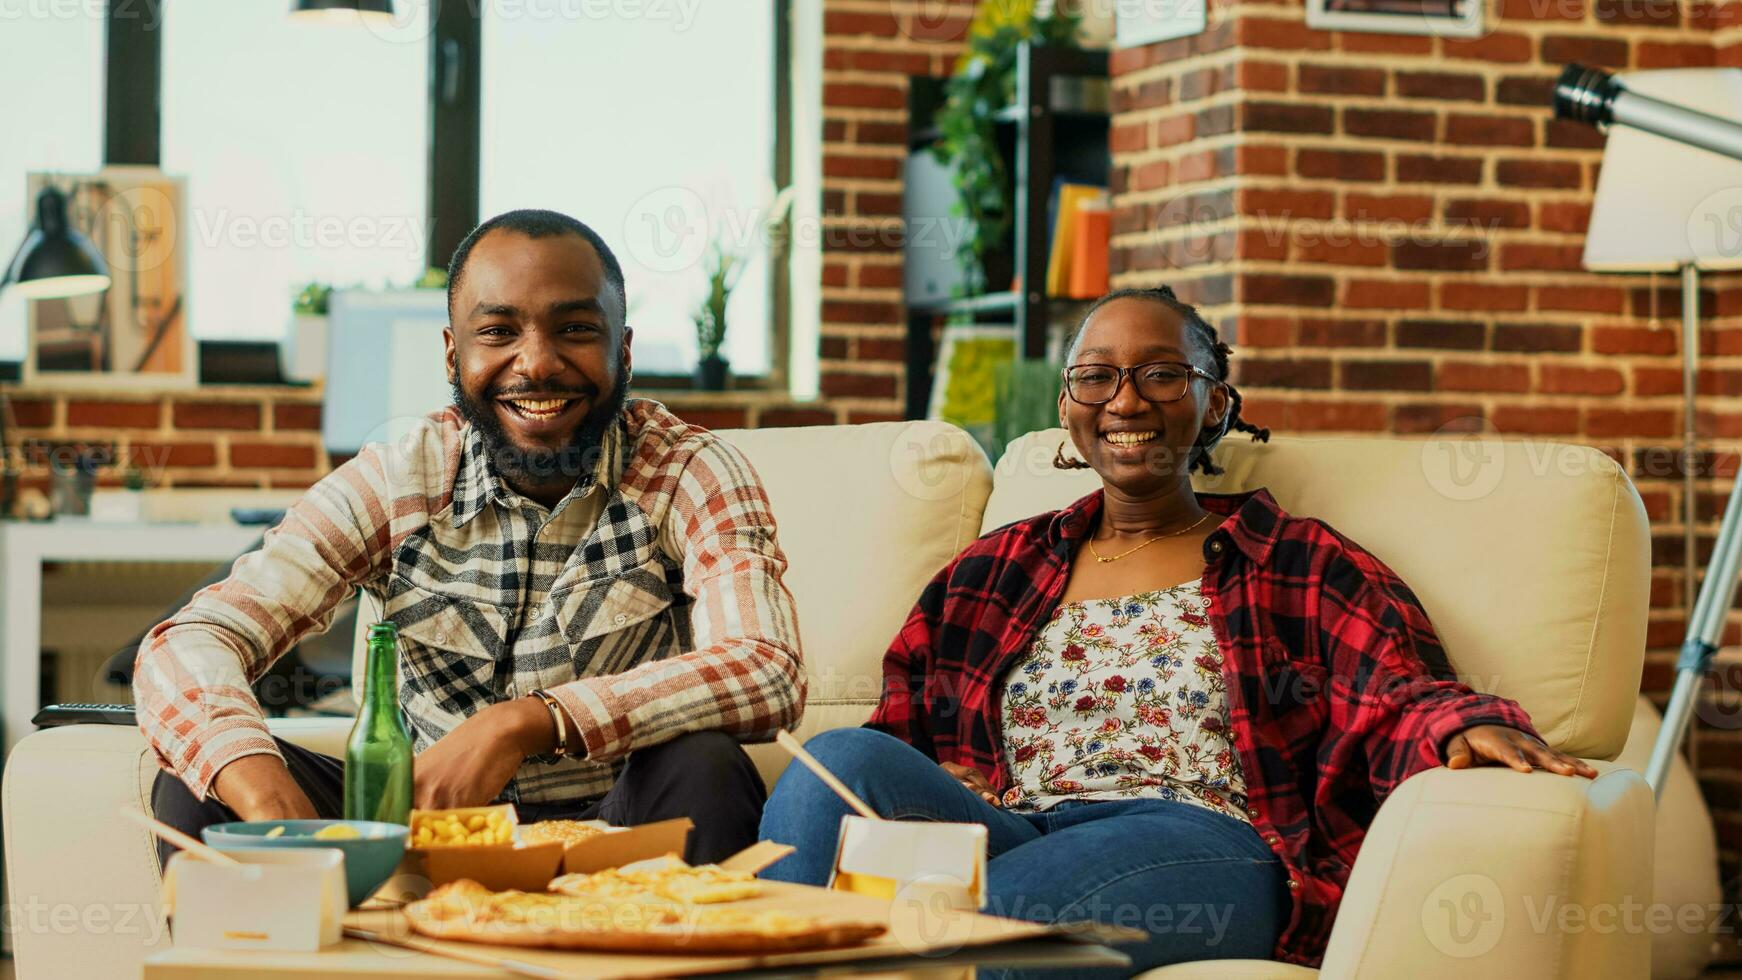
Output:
top-left (998, 579), bottom-right (1250, 824)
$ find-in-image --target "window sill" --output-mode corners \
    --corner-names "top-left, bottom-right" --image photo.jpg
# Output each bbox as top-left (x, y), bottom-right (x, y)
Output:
top-left (630, 385), bottom-right (800, 408)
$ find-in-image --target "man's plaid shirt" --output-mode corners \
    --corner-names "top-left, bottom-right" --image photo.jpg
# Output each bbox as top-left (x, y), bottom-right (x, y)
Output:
top-left (865, 487), bottom-right (1539, 968)
top-left (135, 399), bottom-right (805, 804)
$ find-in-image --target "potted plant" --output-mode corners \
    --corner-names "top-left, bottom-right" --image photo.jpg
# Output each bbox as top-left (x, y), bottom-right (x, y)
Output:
top-left (284, 281), bottom-right (332, 384)
top-left (930, 2), bottom-right (1079, 294)
top-left (693, 239), bottom-right (745, 391)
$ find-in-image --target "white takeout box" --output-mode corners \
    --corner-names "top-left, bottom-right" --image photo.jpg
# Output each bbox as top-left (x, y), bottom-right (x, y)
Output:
top-left (163, 848), bottom-right (346, 951)
top-left (827, 816), bottom-right (989, 909)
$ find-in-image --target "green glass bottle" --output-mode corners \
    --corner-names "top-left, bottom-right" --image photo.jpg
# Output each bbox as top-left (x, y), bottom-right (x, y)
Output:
top-left (343, 622), bottom-right (414, 824)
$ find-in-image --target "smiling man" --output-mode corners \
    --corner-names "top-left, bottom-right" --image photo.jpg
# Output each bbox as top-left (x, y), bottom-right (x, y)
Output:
top-left (136, 209), bottom-right (805, 864)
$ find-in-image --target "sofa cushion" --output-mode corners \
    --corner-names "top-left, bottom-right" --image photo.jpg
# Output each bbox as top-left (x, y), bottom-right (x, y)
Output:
top-left (717, 421), bottom-right (993, 785)
top-left (982, 430), bottom-right (1649, 759)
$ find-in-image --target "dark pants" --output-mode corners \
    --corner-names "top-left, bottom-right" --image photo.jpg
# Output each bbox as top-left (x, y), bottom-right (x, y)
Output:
top-left (152, 730), bottom-right (767, 871)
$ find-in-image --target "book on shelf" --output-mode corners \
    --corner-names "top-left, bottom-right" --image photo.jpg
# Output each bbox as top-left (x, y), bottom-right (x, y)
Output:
top-left (1045, 182), bottom-right (1110, 299)
top-left (1069, 196), bottom-right (1111, 300)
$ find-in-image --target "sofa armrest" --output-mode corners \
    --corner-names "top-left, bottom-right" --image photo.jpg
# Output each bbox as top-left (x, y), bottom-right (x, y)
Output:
top-left (1319, 762), bottom-right (1653, 979)
top-left (4, 725), bottom-right (171, 978)
top-left (3, 716), bottom-right (353, 979)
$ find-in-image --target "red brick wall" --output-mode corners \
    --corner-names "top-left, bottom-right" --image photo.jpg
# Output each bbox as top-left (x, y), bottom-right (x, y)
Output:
top-left (1112, 0), bottom-right (1742, 928)
top-left (5, 386), bottom-right (331, 493)
top-left (818, 0), bottom-right (974, 423)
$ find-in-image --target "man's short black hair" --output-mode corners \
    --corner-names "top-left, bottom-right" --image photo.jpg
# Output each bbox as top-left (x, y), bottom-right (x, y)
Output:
top-left (444, 209), bottom-right (628, 326)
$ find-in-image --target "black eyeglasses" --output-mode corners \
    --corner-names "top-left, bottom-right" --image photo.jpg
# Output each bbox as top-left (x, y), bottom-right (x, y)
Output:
top-left (1062, 360), bottom-right (1219, 406)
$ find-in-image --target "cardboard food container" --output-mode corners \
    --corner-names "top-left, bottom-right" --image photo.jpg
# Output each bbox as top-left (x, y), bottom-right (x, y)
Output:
top-left (827, 816), bottom-right (988, 910)
top-left (399, 805), bottom-right (694, 892)
top-left (559, 816), bottom-right (692, 875)
top-left (164, 848), bottom-right (347, 951)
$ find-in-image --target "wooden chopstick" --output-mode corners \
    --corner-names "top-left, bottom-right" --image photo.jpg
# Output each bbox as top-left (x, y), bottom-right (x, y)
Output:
top-left (120, 808), bottom-right (243, 866)
top-left (775, 730), bottom-right (880, 820)
top-left (344, 926), bottom-right (568, 979)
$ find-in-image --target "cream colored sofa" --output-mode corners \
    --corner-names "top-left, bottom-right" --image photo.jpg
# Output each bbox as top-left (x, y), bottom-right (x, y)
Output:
top-left (2, 422), bottom-right (1689, 978)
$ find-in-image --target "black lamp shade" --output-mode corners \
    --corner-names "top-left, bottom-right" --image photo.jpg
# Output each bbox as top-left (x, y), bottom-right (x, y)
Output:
top-left (2, 187), bottom-right (111, 300)
top-left (291, 0), bottom-right (393, 17)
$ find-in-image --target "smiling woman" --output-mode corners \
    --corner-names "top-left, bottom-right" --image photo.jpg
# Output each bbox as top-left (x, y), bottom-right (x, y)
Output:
top-left (760, 286), bottom-right (1594, 973)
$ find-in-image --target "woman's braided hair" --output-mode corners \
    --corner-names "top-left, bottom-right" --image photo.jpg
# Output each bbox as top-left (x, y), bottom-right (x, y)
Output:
top-left (1057, 285), bottom-right (1270, 476)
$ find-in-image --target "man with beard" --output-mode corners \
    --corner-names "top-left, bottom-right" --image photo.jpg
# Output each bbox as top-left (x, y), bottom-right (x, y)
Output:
top-left (137, 210), bottom-right (804, 864)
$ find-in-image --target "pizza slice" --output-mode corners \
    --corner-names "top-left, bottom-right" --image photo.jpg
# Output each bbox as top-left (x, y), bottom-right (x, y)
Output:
top-left (549, 859), bottom-right (762, 905)
top-left (519, 820), bottom-right (609, 847)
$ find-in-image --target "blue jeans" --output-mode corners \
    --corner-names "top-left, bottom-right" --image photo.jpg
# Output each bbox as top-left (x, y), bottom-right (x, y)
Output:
top-left (759, 728), bottom-right (1287, 977)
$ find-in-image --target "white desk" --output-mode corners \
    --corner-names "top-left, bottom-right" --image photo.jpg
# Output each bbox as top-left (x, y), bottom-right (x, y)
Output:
top-left (0, 519), bottom-right (262, 757)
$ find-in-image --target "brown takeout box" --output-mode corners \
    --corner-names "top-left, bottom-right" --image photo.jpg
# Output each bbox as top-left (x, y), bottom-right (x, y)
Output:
top-left (399, 806), bottom-right (693, 892)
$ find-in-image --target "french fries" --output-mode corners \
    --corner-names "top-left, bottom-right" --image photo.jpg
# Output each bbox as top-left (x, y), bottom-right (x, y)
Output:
top-left (410, 805), bottom-right (515, 847)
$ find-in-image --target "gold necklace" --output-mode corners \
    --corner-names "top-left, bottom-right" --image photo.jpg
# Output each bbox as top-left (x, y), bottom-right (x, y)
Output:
top-left (1086, 512), bottom-right (1214, 564)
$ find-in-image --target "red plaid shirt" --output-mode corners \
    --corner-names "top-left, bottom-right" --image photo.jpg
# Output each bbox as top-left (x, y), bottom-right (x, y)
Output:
top-left (865, 487), bottom-right (1539, 968)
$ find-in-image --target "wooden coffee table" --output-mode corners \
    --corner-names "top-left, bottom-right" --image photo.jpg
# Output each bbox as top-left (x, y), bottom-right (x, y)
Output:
top-left (142, 935), bottom-right (1129, 978)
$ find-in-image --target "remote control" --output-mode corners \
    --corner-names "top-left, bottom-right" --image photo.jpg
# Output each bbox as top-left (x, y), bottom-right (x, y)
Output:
top-left (32, 703), bottom-right (138, 728)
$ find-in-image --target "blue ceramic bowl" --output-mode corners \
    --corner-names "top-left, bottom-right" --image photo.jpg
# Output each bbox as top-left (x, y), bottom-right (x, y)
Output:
top-left (203, 820), bottom-right (409, 907)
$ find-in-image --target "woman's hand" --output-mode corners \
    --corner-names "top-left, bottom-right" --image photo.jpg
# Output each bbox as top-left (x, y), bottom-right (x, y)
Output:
top-left (1443, 724), bottom-right (1598, 778)
top-left (940, 762), bottom-right (1001, 807)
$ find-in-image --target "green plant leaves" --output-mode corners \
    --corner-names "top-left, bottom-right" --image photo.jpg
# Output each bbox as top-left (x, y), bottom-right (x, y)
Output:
top-left (926, 11), bottom-right (1080, 295)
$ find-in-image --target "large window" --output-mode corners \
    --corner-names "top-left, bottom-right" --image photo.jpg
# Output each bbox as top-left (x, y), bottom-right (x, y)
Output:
top-left (0, 11), bottom-right (105, 362)
top-left (479, 3), bottom-right (777, 376)
top-left (161, 0), bottom-right (427, 342)
top-left (2, 1), bottom-right (794, 383)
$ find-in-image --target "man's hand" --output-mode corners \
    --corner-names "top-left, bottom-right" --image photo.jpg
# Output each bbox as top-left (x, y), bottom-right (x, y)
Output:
top-left (940, 761), bottom-right (1001, 807)
top-left (211, 754), bottom-right (320, 822)
top-left (1444, 724), bottom-right (1599, 778)
top-left (414, 697), bottom-right (558, 810)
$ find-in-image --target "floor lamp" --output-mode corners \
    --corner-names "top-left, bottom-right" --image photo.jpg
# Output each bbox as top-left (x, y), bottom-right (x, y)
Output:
top-left (1560, 65), bottom-right (1742, 799)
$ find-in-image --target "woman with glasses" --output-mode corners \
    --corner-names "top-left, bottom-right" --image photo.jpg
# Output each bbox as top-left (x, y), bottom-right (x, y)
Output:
top-left (759, 286), bottom-right (1592, 975)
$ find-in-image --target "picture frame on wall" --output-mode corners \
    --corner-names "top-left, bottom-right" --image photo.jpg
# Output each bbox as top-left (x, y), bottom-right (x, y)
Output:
top-left (928, 324), bottom-right (1017, 438)
top-left (1115, 0), bottom-right (1207, 47)
top-left (1305, 0), bottom-right (1484, 38)
top-left (20, 166), bottom-right (193, 390)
